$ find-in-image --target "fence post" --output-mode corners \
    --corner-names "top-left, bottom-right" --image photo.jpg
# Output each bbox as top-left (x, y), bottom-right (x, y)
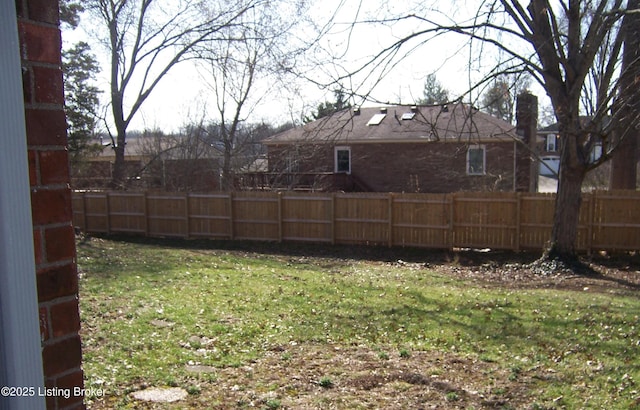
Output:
top-left (388, 193), bottom-right (394, 247)
top-left (515, 192), bottom-right (521, 252)
top-left (228, 191), bottom-right (234, 240)
top-left (330, 193), bottom-right (336, 245)
top-left (82, 192), bottom-right (88, 232)
top-left (184, 192), bottom-right (190, 239)
top-left (277, 191), bottom-right (283, 243)
top-left (143, 191), bottom-right (149, 237)
top-left (105, 192), bottom-right (111, 235)
top-left (587, 192), bottom-right (594, 255)
top-left (448, 193), bottom-right (455, 249)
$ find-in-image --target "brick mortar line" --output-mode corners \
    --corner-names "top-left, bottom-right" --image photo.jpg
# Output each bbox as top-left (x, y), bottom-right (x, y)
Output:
top-left (17, 17), bottom-right (61, 30)
top-left (24, 102), bottom-right (66, 111)
top-left (36, 258), bottom-right (76, 272)
top-left (31, 184), bottom-right (73, 191)
top-left (38, 294), bottom-right (78, 311)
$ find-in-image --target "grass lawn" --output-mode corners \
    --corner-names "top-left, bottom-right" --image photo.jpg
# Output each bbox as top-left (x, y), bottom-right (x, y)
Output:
top-left (77, 236), bottom-right (640, 409)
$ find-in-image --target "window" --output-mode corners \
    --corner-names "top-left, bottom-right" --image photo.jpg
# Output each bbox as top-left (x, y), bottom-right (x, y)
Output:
top-left (545, 134), bottom-right (558, 152)
top-left (335, 146), bottom-right (351, 173)
top-left (590, 143), bottom-right (603, 163)
top-left (285, 156), bottom-right (298, 173)
top-left (284, 146), bottom-right (301, 173)
top-left (467, 145), bottom-right (486, 175)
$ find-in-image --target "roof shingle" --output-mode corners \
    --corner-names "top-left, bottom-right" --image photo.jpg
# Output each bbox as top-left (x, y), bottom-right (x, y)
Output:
top-left (264, 104), bottom-right (519, 145)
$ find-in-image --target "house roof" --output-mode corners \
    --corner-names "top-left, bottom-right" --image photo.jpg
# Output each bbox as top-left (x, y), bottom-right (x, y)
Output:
top-left (91, 136), bottom-right (153, 161)
top-left (91, 134), bottom-right (223, 162)
top-left (538, 116), bottom-right (602, 134)
top-left (264, 104), bottom-right (519, 145)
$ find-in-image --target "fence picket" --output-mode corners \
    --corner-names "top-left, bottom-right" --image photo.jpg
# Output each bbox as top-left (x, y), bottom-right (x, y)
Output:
top-left (71, 190), bottom-right (640, 252)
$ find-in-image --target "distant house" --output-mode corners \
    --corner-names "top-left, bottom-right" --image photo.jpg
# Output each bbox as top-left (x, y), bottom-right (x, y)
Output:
top-left (73, 134), bottom-right (223, 191)
top-left (257, 100), bottom-right (537, 193)
top-left (536, 124), bottom-right (561, 178)
top-left (536, 120), bottom-right (605, 178)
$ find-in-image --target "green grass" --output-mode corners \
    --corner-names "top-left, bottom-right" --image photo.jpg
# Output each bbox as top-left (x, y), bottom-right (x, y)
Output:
top-left (78, 236), bottom-right (640, 408)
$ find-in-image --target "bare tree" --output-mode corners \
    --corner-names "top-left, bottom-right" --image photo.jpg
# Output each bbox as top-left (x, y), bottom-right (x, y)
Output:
top-left (195, 0), bottom-right (309, 190)
top-left (85, 0), bottom-right (264, 188)
top-left (134, 118), bottom-right (280, 191)
top-left (135, 126), bottom-right (222, 191)
top-left (314, 0), bottom-right (638, 262)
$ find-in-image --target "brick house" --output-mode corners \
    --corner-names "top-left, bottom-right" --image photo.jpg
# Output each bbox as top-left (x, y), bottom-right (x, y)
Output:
top-left (73, 135), bottom-right (223, 191)
top-left (2, 1), bottom-right (84, 409)
top-left (260, 95), bottom-right (538, 193)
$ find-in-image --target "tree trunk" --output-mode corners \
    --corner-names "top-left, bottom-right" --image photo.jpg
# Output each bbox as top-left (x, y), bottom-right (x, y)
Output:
top-left (110, 127), bottom-right (127, 189)
top-left (610, 0), bottom-right (640, 190)
top-left (546, 161), bottom-right (586, 260)
top-left (220, 151), bottom-right (233, 191)
top-left (610, 134), bottom-right (638, 189)
top-left (111, 143), bottom-right (126, 189)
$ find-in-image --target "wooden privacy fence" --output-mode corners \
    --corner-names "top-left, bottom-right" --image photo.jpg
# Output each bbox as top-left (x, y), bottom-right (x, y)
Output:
top-left (72, 190), bottom-right (640, 252)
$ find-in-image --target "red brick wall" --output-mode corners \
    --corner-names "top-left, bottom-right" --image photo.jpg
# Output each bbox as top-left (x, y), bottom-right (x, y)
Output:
top-left (350, 142), bottom-right (518, 193)
top-left (268, 142), bottom-right (520, 193)
top-left (16, 0), bottom-right (85, 408)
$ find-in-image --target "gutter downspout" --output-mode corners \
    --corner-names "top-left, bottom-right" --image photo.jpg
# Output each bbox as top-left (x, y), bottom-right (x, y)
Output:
top-left (0, 3), bottom-right (47, 409)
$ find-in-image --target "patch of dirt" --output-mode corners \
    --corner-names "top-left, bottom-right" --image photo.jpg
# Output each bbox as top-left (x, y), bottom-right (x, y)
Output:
top-left (420, 249), bottom-right (640, 295)
top-left (227, 238), bottom-right (640, 295)
top-left (182, 344), bottom-right (534, 409)
top-left (246, 241), bottom-right (639, 296)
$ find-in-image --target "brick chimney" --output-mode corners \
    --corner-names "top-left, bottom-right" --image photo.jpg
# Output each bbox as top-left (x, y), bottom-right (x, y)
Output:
top-left (515, 92), bottom-right (538, 192)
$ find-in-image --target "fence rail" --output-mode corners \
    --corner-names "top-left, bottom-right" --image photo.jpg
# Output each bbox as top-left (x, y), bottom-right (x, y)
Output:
top-left (72, 190), bottom-right (640, 252)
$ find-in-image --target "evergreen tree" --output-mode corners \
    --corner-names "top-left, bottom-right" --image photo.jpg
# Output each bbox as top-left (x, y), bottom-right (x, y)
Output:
top-left (59, 0), bottom-right (84, 28)
top-left (481, 79), bottom-right (512, 122)
top-left (481, 74), bottom-right (531, 123)
top-left (417, 73), bottom-right (449, 105)
top-left (62, 41), bottom-right (102, 166)
top-left (305, 89), bottom-right (351, 122)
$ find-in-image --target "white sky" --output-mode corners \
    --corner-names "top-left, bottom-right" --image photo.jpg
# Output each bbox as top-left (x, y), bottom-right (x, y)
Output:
top-left (62, 0), bottom-right (550, 134)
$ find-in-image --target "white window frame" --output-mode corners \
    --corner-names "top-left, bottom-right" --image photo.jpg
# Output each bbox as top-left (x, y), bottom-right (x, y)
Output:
top-left (334, 146), bottom-right (351, 174)
top-left (590, 142), bottom-right (603, 163)
top-left (546, 134), bottom-right (558, 152)
top-left (467, 145), bottom-right (486, 175)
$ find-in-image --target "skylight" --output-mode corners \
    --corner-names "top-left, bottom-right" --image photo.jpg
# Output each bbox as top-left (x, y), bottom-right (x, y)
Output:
top-left (367, 113), bottom-right (386, 126)
top-left (401, 112), bottom-right (416, 120)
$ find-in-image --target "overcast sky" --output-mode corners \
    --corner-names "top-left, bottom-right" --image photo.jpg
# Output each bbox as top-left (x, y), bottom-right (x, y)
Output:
top-left (62, 0), bottom-right (549, 134)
